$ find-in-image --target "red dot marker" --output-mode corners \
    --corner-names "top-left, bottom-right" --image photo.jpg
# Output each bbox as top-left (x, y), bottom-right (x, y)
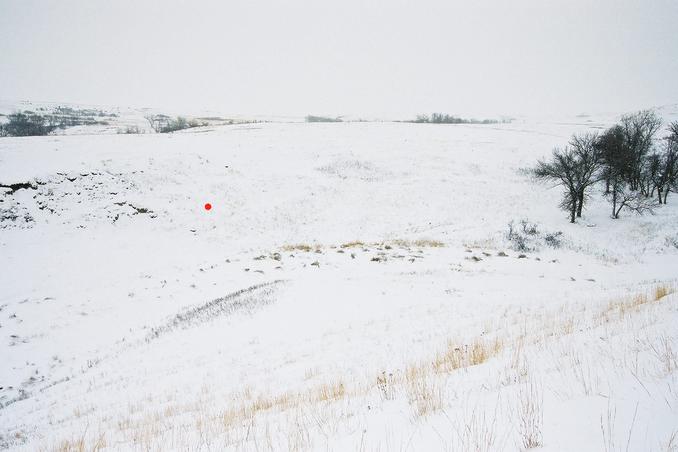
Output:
top-left (204, 203), bottom-right (212, 211)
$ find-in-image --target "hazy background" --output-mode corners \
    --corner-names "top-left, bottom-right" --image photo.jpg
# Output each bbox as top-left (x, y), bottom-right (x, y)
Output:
top-left (1, 0), bottom-right (677, 118)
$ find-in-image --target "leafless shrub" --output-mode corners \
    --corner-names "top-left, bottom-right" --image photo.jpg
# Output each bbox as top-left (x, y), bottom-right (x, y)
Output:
top-left (506, 219), bottom-right (562, 252)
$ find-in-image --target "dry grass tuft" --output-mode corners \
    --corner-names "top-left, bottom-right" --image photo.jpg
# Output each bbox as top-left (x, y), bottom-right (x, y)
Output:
top-left (517, 378), bottom-right (543, 449)
top-left (599, 283), bottom-right (674, 323)
top-left (316, 381), bottom-right (346, 402)
top-left (282, 238), bottom-right (444, 253)
top-left (54, 439), bottom-right (85, 452)
top-left (340, 240), bottom-right (365, 248)
top-left (390, 238), bottom-right (444, 248)
top-left (455, 405), bottom-right (499, 452)
top-left (281, 244), bottom-right (314, 252)
top-left (405, 375), bottom-right (446, 417)
top-left (412, 239), bottom-right (445, 248)
top-left (376, 371), bottom-right (397, 401)
top-left (52, 432), bottom-right (106, 452)
top-left (432, 338), bottom-right (503, 373)
top-left (655, 284), bottom-right (673, 301)
top-left (304, 367), bottom-right (320, 380)
top-left (632, 293), bottom-right (648, 306)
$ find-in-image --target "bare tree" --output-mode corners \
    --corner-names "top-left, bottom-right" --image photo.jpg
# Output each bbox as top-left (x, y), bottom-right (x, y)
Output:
top-left (534, 133), bottom-right (602, 223)
top-left (533, 114), bottom-right (671, 221)
top-left (598, 122), bottom-right (661, 217)
top-left (569, 132), bottom-right (601, 217)
top-left (659, 122), bottom-right (678, 203)
top-left (144, 114), bottom-right (195, 133)
top-left (646, 152), bottom-right (664, 202)
top-left (533, 146), bottom-right (580, 223)
top-left (619, 110), bottom-right (662, 193)
top-left (596, 125), bottom-right (626, 194)
top-left (607, 184), bottom-right (655, 219)
top-left (144, 114), bottom-right (171, 133)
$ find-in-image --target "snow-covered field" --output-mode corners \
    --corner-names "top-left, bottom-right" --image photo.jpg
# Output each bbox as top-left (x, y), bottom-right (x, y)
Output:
top-left (1, 107), bottom-right (678, 451)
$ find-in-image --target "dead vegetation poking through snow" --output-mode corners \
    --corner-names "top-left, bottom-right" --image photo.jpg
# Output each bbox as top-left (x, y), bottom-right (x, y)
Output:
top-left (282, 238), bottom-right (444, 253)
top-left (146, 280), bottom-right (285, 341)
top-left (516, 377), bottom-right (543, 449)
top-left (38, 283), bottom-right (677, 451)
top-left (599, 284), bottom-right (674, 324)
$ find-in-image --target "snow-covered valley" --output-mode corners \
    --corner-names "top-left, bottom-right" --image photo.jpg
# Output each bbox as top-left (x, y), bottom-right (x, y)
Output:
top-left (1, 112), bottom-right (678, 451)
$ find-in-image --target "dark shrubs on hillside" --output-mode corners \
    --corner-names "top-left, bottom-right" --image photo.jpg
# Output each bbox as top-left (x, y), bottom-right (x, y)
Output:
top-left (411, 113), bottom-right (503, 125)
top-left (144, 115), bottom-right (207, 133)
top-left (0, 106), bottom-right (116, 137)
top-left (305, 115), bottom-right (343, 123)
top-left (1, 112), bottom-right (56, 136)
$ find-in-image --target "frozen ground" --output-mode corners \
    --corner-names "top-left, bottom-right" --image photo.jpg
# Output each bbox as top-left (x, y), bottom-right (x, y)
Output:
top-left (1, 106), bottom-right (678, 451)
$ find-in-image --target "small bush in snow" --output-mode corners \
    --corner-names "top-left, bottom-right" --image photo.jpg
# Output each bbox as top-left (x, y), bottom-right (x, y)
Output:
top-left (506, 220), bottom-right (562, 252)
top-left (506, 220), bottom-right (537, 252)
top-left (117, 125), bottom-right (144, 134)
top-left (665, 234), bottom-right (678, 249)
top-left (543, 231), bottom-right (563, 248)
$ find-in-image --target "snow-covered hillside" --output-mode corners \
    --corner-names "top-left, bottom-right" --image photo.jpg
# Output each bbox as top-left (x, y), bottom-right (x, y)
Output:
top-left (1, 110), bottom-right (677, 451)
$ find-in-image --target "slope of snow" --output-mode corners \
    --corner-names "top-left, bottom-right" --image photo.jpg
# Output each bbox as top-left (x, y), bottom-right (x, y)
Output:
top-left (0, 115), bottom-right (677, 451)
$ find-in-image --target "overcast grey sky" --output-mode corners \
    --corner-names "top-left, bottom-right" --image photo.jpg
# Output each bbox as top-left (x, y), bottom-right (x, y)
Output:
top-left (1, 0), bottom-right (677, 117)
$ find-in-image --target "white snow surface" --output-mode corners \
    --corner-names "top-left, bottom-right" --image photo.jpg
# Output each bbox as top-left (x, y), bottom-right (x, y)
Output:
top-left (1, 108), bottom-right (678, 451)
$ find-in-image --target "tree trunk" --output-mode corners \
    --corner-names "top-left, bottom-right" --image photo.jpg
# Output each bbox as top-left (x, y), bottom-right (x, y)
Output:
top-left (664, 188), bottom-right (670, 204)
top-left (570, 197), bottom-right (577, 223)
top-left (605, 178), bottom-right (610, 194)
top-left (657, 187), bottom-right (663, 204)
top-left (614, 197), bottom-right (624, 219)
top-left (614, 204), bottom-right (623, 218)
top-left (611, 187), bottom-right (617, 219)
top-left (576, 191), bottom-right (584, 217)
